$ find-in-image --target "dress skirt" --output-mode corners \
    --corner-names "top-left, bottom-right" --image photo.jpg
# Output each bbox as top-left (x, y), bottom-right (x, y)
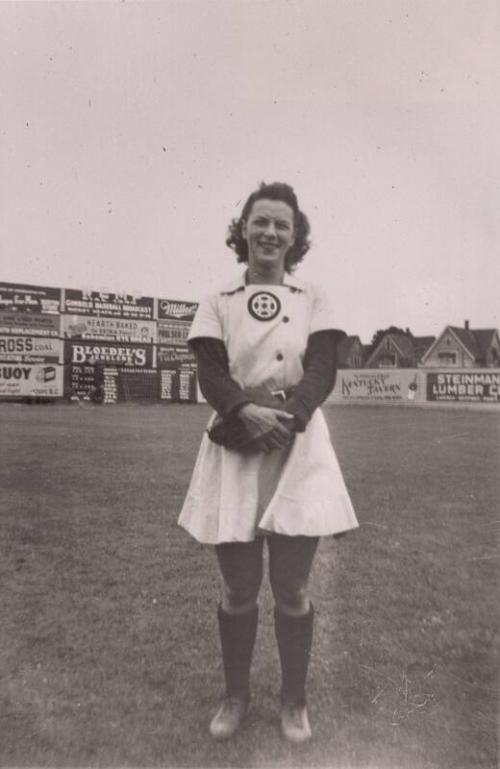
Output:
top-left (178, 408), bottom-right (358, 544)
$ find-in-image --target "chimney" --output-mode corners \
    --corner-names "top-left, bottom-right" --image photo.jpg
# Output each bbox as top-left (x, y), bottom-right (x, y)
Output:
top-left (464, 319), bottom-right (470, 330)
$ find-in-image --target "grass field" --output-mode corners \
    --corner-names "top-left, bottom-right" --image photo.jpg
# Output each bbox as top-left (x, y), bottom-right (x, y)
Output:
top-left (0, 402), bottom-right (498, 769)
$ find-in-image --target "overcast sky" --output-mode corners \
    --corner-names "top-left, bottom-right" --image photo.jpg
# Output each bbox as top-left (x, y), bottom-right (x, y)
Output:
top-left (2, 0), bottom-right (499, 342)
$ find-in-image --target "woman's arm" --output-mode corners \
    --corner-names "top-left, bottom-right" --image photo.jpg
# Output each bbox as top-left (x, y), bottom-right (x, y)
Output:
top-left (191, 337), bottom-right (295, 450)
top-left (189, 337), bottom-right (252, 418)
top-left (285, 329), bottom-right (345, 432)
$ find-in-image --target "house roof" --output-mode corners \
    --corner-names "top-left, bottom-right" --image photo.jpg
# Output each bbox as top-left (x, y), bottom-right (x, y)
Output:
top-left (448, 327), bottom-right (480, 359)
top-left (337, 335), bottom-right (362, 365)
top-left (364, 332), bottom-right (436, 367)
top-left (366, 332), bottom-right (414, 365)
top-left (338, 335), bottom-right (360, 352)
top-left (471, 329), bottom-right (498, 363)
top-left (413, 336), bottom-right (435, 361)
top-left (390, 333), bottom-right (415, 358)
top-left (422, 326), bottom-right (498, 363)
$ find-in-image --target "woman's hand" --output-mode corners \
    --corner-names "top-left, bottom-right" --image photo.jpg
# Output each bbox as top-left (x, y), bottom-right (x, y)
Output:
top-left (237, 403), bottom-right (295, 452)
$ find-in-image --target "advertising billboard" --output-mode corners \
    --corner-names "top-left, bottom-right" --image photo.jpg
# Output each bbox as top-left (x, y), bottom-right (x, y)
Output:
top-left (157, 299), bottom-right (198, 321)
top-left (0, 310), bottom-right (60, 337)
top-left (0, 283), bottom-right (61, 314)
top-left (64, 290), bottom-right (154, 320)
top-left (157, 319), bottom-right (191, 344)
top-left (157, 344), bottom-right (195, 368)
top-left (427, 372), bottom-right (500, 403)
top-left (62, 314), bottom-right (156, 342)
top-left (65, 342), bottom-right (154, 367)
top-left (0, 335), bottom-right (61, 364)
top-left (332, 370), bottom-right (421, 402)
top-left (0, 363), bottom-right (63, 398)
top-left (157, 299), bottom-right (197, 347)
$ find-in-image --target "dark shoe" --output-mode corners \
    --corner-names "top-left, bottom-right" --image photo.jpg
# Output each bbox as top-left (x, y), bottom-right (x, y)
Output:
top-left (280, 702), bottom-right (312, 743)
top-left (209, 696), bottom-right (248, 740)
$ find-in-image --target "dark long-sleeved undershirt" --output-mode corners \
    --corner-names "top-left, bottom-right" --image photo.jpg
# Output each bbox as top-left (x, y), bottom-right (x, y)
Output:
top-left (189, 329), bottom-right (345, 432)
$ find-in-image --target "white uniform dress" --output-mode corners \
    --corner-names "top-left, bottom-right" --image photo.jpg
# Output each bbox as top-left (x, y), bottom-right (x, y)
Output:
top-left (178, 271), bottom-right (359, 544)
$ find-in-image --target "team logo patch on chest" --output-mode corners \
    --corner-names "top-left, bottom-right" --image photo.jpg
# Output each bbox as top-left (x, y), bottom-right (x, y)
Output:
top-left (247, 291), bottom-right (281, 321)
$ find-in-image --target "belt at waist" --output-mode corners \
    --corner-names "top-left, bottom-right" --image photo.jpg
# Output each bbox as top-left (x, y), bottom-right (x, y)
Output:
top-left (270, 387), bottom-right (296, 403)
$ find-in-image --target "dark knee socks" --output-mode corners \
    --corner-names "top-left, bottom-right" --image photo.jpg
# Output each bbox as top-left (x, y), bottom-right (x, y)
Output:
top-left (217, 604), bottom-right (258, 701)
top-left (217, 603), bottom-right (314, 705)
top-left (274, 604), bottom-right (314, 707)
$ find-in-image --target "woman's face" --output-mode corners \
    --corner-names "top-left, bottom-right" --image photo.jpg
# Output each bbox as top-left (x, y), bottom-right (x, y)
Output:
top-left (242, 198), bottom-right (295, 273)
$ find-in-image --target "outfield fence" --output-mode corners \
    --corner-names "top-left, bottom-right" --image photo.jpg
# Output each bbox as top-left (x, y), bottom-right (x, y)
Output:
top-left (2, 282), bottom-right (499, 407)
top-left (327, 368), bottom-right (500, 407)
top-left (0, 281), bottom-right (198, 403)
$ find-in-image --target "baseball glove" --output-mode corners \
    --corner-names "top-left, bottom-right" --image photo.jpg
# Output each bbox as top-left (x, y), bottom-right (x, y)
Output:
top-left (207, 386), bottom-right (293, 453)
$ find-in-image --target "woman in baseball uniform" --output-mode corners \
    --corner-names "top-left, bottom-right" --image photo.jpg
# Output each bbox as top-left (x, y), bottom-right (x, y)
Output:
top-left (179, 182), bottom-right (358, 742)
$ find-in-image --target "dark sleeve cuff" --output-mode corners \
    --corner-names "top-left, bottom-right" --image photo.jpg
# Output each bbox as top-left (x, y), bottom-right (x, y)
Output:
top-left (283, 398), bottom-right (310, 433)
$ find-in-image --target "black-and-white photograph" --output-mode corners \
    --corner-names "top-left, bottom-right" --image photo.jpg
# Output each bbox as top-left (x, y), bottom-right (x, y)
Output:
top-left (1, 2), bottom-right (498, 767)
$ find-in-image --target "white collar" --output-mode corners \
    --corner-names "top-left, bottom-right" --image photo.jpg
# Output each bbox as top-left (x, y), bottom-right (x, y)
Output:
top-left (219, 270), bottom-right (306, 295)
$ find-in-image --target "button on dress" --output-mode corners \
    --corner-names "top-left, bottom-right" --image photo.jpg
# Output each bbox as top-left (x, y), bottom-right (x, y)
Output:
top-left (178, 272), bottom-right (358, 544)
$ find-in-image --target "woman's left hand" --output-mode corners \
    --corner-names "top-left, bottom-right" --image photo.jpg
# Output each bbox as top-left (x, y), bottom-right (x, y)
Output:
top-left (237, 403), bottom-right (295, 452)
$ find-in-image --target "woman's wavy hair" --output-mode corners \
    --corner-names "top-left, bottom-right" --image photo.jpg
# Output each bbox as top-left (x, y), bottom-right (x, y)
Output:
top-left (225, 182), bottom-right (311, 272)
